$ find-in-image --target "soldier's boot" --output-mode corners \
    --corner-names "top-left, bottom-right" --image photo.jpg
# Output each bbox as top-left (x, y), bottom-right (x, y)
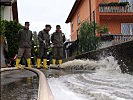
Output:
top-left (52, 59), bottom-right (56, 67)
top-left (58, 59), bottom-right (62, 69)
top-left (43, 59), bottom-right (47, 69)
top-left (27, 58), bottom-right (31, 68)
top-left (16, 58), bottom-right (21, 69)
top-left (58, 59), bottom-right (63, 65)
top-left (37, 58), bottom-right (41, 69)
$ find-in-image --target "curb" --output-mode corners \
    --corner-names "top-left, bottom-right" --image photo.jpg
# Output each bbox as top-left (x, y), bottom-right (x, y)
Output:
top-left (1, 67), bottom-right (19, 72)
top-left (1, 67), bottom-right (54, 100)
top-left (25, 67), bottom-right (54, 100)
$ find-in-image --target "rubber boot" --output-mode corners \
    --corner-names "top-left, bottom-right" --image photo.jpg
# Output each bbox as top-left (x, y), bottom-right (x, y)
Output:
top-left (16, 58), bottom-right (21, 69)
top-left (27, 58), bottom-right (31, 68)
top-left (52, 59), bottom-right (56, 65)
top-left (37, 58), bottom-right (41, 68)
top-left (51, 59), bottom-right (56, 68)
top-left (43, 59), bottom-right (47, 69)
top-left (58, 59), bottom-right (62, 65)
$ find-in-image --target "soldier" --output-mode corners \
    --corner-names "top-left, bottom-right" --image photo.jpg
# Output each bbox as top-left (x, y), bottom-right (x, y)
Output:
top-left (16, 22), bottom-right (32, 68)
top-left (51, 25), bottom-right (66, 67)
top-left (37, 25), bottom-right (51, 69)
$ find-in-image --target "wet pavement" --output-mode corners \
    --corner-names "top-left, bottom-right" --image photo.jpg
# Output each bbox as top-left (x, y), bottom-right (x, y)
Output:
top-left (1, 69), bottom-right (38, 100)
top-left (1, 67), bottom-right (73, 100)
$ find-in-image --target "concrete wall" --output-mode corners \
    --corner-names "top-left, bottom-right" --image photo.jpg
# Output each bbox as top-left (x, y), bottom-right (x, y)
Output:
top-left (64, 40), bottom-right (133, 73)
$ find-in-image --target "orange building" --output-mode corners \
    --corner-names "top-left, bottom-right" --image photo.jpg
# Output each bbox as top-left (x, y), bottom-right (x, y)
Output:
top-left (66, 0), bottom-right (133, 41)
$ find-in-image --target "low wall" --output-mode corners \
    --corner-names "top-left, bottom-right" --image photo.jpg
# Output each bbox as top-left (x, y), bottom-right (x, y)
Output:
top-left (64, 41), bottom-right (133, 73)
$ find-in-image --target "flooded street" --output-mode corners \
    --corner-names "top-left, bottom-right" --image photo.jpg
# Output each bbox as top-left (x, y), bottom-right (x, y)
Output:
top-left (48, 56), bottom-right (133, 100)
top-left (1, 56), bottom-right (133, 100)
top-left (1, 70), bottom-right (38, 100)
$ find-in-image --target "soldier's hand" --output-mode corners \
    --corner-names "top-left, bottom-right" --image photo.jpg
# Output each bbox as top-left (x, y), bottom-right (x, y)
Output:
top-left (50, 44), bottom-right (54, 48)
top-left (43, 40), bottom-right (46, 45)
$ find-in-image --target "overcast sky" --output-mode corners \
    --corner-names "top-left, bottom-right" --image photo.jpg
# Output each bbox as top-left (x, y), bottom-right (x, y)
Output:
top-left (17, 0), bottom-right (75, 39)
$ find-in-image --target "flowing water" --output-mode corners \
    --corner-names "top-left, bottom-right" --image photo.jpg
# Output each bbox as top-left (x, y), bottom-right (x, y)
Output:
top-left (48, 56), bottom-right (133, 100)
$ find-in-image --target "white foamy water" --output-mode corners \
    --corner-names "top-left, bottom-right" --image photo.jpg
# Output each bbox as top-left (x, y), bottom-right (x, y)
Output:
top-left (48, 56), bottom-right (133, 100)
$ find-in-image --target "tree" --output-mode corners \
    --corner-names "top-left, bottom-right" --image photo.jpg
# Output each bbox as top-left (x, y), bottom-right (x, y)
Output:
top-left (98, 25), bottom-right (109, 34)
top-left (32, 31), bottom-right (39, 56)
top-left (0, 19), bottom-right (6, 35)
top-left (78, 21), bottom-right (100, 53)
top-left (32, 31), bottom-right (39, 47)
top-left (0, 20), bottom-right (23, 57)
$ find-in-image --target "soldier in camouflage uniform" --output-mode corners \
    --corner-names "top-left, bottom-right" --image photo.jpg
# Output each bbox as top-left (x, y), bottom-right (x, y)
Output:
top-left (16, 22), bottom-right (32, 68)
top-left (51, 25), bottom-right (66, 67)
top-left (37, 25), bottom-right (51, 69)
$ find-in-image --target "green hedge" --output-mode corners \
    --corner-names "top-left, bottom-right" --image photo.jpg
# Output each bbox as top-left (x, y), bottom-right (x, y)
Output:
top-left (0, 20), bottom-right (23, 57)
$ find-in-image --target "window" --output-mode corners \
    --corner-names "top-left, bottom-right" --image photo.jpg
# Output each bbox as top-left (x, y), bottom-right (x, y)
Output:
top-left (71, 22), bottom-right (74, 32)
top-left (130, 0), bottom-right (133, 3)
top-left (121, 23), bottom-right (133, 35)
top-left (131, 24), bottom-right (133, 34)
top-left (77, 13), bottom-right (80, 25)
top-left (120, 0), bottom-right (128, 2)
top-left (120, 0), bottom-right (133, 12)
top-left (120, 0), bottom-right (133, 3)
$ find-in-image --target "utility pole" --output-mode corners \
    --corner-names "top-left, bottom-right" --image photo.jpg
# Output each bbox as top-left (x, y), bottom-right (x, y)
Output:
top-left (77, 30), bottom-right (79, 55)
top-left (93, 11), bottom-right (96, 50)
top-left (89, 0), bottom-right (92, 22)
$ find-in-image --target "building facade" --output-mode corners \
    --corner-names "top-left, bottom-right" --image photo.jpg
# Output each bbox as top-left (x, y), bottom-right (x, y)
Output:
top-left (66, 0), bottom-right (133, 41)
top-left (0, 0), bottom-right (18, 22)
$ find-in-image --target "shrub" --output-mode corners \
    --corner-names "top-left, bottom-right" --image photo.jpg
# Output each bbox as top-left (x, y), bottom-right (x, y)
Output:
top-left (98, 25), bottom-right (109, 34)
top-left (0, 20), bottom-right (23, 57)
top-left (78, 21), bottom-right (100, 53)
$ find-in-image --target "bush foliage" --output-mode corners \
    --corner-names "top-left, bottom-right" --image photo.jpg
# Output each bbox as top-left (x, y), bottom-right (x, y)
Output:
top-left (0, 20), bottom-right (23, 57)
top-left (78, 21), bottom-right (100, 53)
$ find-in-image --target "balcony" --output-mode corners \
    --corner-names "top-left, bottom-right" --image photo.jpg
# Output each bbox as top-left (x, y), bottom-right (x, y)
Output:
top-left (99, 2), bottom-right (133, 13)
top-left (99, 34), bottom-right (133, 49)
top-left (112, 34), bottom-right (133, 45)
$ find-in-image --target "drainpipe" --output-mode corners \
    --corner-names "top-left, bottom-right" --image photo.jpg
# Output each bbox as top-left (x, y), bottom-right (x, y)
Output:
top-left (77, 30), bottom-right (79, 55)
top-left (93, 11), bottom-right (96, 50)
top-left (89, 0), bottom-right (92, 22)
top-left (10, 0), bottom-right (14, 21)
top-left (10, 4), bottom-right (12, 21)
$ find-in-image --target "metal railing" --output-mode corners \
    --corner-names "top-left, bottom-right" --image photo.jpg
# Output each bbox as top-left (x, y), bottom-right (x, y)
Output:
top-left (112, 34), bottom-right (133, 45)
top-left (99, 4), bottom-right (133, 13)
top-left (99, 34), bottom-right (133, 48)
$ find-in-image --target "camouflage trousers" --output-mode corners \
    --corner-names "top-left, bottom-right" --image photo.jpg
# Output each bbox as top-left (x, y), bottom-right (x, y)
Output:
top-left (53, 47), bottom-right (63, 60)
top-left (38, 47), bottom-right (48, 59)
top-left (17, 48), bottom-right (31, 59)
